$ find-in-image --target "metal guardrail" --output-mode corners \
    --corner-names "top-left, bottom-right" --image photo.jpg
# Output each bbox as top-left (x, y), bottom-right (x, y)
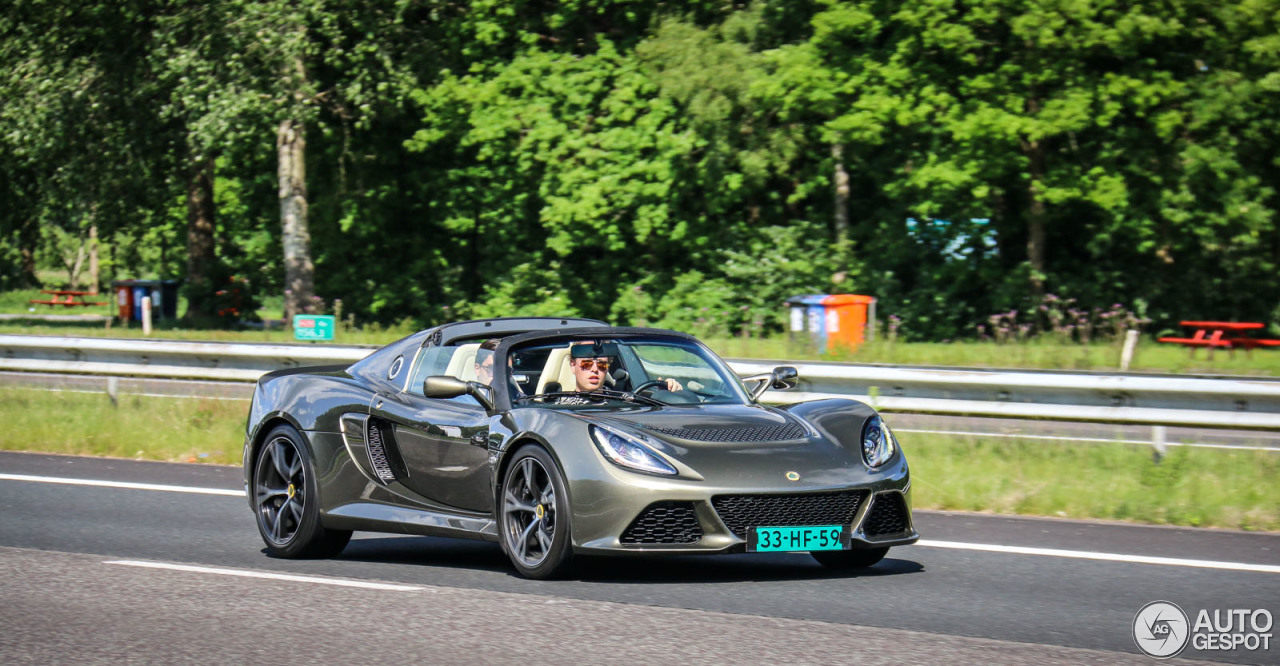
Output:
top-left (0, 334), bottom-right (371, 382)
top-left (2, 334), bottom-right (1278, 430)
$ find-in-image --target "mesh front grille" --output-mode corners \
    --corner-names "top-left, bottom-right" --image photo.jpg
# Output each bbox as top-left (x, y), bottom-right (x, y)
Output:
top-left (649, 423), bottom-right (808, 443)
top-left (620, 502), bottom-right (702, 545)
top-left (712, 491), bottom-right (867, 538)
top-left (365, 420), bottom-right (397, 483)
top-left (862, 494), bottom-right (910, 538)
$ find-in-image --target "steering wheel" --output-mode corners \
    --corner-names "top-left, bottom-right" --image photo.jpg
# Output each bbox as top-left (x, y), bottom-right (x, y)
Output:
top-left (632, 379), bottom-right (668, 394)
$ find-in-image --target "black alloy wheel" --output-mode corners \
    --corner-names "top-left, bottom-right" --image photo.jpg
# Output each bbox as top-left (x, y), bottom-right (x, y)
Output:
top-left (252, 424), bottom-right (351, 558)
top-left (500, 446), bottom-right (574, 579)
top-left (810, 546), bottom-right (890, 569)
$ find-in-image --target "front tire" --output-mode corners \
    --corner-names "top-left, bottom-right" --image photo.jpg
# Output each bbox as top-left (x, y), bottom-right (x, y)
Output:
top-left (500, 446), bottom-right (574, 579)
top-left (252, 424), bottom-right (351, 558)
top-left (811, 546), bottom-right (889, 569)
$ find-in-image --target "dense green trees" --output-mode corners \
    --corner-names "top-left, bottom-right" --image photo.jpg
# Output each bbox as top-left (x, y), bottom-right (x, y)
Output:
top-left (1, 1), bottom-right (1277, 338)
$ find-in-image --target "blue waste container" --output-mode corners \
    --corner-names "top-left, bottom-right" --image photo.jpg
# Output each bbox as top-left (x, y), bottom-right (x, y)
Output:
top-left (784, 295), bottom-right (829, 351)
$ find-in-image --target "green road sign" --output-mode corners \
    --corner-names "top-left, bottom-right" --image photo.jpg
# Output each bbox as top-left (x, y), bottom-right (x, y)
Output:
top-left (293, 315), bottom-right (336, 341)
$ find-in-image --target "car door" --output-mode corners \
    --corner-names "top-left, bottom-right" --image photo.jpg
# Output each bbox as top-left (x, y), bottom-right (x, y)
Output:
top-left (369, 389), bottom-right (493, 514)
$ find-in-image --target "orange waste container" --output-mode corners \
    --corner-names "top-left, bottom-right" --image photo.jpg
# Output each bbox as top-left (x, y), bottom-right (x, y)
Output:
top-left (112, 281), bottom-right (135, 321)
top-left (821, 294), bottom-right (876, 351)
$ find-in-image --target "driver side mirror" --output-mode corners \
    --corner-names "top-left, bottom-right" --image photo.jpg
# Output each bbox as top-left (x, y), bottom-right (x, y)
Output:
top-left (745, 366), bottom-right (800, 400)
top-left (423, 375), bottom-right (494, 411)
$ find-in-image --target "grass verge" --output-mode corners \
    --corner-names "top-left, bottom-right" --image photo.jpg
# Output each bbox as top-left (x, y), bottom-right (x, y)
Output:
top-left (906, 433), bottom-right (1279, 531)
top-left (1, 388), bottom-right (1274, 531)
top-left (0, 388), bottom-right (244, 465)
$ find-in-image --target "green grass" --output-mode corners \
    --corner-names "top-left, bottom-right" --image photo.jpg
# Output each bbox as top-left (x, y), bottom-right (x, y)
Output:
top-left (0, 387), bottom-right (1273, 531)
top-left (906, 433), bottom-right (1280, 531)
top-left (0, 316), bottom-right (415, 345)
top-left (0, 388), bottom-right (245, 465)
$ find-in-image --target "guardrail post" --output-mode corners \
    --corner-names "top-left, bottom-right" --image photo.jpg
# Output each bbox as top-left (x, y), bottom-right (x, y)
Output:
top-left (1152, 425), bottom-right (1167, 462)
top-left (1120, 329), bottom-right (1139, 371)
top-left (106, 376), bottom-right (118, 407)
top-left (141, 297), bottom-right (152, 336)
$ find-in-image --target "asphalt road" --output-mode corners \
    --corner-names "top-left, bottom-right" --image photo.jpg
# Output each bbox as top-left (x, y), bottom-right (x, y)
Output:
top-left (0, 451), bottom-right (1275, 664)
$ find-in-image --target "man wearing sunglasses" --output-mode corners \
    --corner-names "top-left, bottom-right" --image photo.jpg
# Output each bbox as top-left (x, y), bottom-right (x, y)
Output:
top-left (555, 341), bottom-right (681, 405)
top-left (473, 338), bottom-right (501, 386)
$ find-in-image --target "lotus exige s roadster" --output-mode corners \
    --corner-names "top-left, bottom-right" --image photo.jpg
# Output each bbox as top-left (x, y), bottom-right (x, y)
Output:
top-left (244, 317), bottom-right (917, 579)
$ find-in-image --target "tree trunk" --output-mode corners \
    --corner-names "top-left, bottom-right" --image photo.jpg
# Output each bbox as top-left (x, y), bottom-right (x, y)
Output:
top-left (1025, 143), bottom-right (1046, 297)
top-left (60, 220), bottom-right (88, 288)
top-left (1022, 96), bottom-right (1047, 298)
top-left (278, 118), bottom-right (316, 322)
top-left (64, 241), bottom-right (86, 288)
top-left (832, 143), bottom-right (851, 257)
top-left (88, 222), bottom-right (100, 294)
top-left (184, 158), bottom-right (217, 319)
top-left (19, 219), bottom-right (38, 287)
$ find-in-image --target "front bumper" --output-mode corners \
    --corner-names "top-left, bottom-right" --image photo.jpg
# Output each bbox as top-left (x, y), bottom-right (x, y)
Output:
top-left (570, 463), bottom-right (916, 555)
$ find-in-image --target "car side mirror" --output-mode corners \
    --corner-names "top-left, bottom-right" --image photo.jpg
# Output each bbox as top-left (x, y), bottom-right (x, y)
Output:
top-left (745, 366), bottom-right (800, 401)
top-left (771, 366), bottom-right (799, 390)
top-left (423, 375), bottom-right (494, 411)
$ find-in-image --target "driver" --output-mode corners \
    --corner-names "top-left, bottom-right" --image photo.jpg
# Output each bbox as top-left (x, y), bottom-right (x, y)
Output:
top-left (555, 341), bottom-right (681, 405)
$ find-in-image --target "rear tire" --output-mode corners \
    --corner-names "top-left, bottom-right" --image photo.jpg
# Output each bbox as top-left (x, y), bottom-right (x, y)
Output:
top-left (251, 424), bottom-right (351, 558)
top-left (811, 546), bottom-right (889, 569)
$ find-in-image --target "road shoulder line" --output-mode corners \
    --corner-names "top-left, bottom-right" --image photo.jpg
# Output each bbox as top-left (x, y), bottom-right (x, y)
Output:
top-left (917, 540), bottom-right (1280, 574)
top-left (103, 559), bottom-right (423, 591)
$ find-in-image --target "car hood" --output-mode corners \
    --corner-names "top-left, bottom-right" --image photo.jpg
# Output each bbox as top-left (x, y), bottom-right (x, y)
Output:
top-left (579, 403), bottom-right (874, 487)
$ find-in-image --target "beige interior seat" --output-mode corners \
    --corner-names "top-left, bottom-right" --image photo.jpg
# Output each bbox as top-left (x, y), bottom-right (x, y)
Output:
top-left (444, 343), bottom-right (482, 382)
top-left (536, 347), bottom-right (575, 394)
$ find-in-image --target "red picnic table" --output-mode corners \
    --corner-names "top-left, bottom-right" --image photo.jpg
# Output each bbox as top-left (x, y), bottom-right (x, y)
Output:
top-left (29, 289), bottom-right (108, 308)
top-left (1158, 321), bottom-right (1280, 355)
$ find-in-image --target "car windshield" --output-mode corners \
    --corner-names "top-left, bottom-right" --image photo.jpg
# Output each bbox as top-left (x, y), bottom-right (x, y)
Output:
top-left (508, 335), bottom-right (748, 408)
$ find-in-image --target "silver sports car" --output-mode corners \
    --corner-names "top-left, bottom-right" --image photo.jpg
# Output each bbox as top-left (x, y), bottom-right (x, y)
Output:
top-left (244, 317), bottom-right (917, 579)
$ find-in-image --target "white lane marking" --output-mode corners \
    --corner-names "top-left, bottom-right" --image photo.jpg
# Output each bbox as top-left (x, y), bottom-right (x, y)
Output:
top-left (104, 560), bottom-right (422, 591)
top-left (0, 473), bottom-right (244, 497)
top-left (895, 428), bottom-right (1280, 452)
top-left (917, 540), bottom-right (1280, 574)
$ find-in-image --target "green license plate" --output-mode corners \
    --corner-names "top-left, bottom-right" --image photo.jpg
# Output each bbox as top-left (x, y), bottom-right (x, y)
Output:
top-left (748, 525), bottom-right (849, 552)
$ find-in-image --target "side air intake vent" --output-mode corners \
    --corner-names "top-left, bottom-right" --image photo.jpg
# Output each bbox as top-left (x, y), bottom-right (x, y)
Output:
top-left (365, 418), bottom-right (400, 483)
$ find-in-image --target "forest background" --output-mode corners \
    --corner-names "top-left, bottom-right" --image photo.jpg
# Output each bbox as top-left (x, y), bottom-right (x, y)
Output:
top-left (3, 0), bottom-right (1279, 342)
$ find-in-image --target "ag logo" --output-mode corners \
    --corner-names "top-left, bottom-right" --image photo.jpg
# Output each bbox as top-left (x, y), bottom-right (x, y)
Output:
top-left (1133, 601), bottom-right (1190, 659)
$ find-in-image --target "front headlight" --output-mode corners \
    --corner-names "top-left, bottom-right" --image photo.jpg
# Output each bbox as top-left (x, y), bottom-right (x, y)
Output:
top-left (861, 414), bottom-right (897, 468)
top-left (589, 424), bottom-right (677, 476)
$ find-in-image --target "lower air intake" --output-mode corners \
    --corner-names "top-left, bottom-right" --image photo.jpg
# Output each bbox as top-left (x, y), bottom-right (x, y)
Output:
top-left (620, 502), bottom-right (702, 545)
top-left (712, 491), bottom-right (867, 539)
top-left (862, 493), bottom-right (910, 538)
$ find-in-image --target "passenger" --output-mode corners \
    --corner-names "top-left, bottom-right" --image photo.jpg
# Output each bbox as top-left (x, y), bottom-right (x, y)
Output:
top-left (473, 338), bottom-right (501, 386)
